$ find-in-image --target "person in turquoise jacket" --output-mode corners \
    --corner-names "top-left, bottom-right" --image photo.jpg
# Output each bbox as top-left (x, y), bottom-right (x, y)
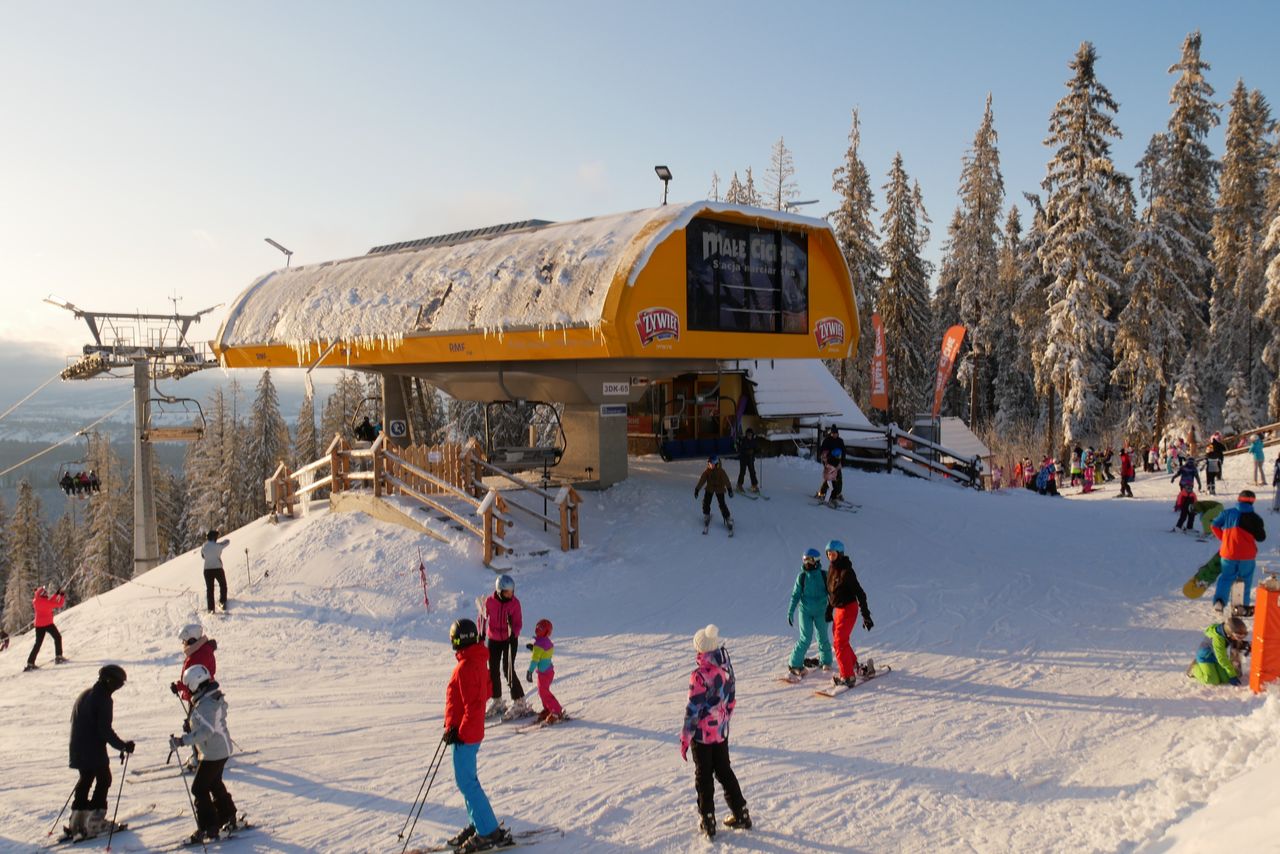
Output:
top-left (1189, 617), bottom-right (1249, 685)
top-left (1248, 434), bottom-right (1266, 485)
top-left (785, 548), bottom-right (833, 676)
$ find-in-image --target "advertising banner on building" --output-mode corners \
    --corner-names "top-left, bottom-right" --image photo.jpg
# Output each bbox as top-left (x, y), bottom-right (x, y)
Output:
top-left (870, 313), bottom-right (889, 411)
top-left (931, 324), bottom-right (967, 417)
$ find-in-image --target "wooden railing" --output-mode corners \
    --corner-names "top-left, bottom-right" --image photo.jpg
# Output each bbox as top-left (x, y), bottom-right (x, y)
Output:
top-left (264, 434), bottom-right (582, 566)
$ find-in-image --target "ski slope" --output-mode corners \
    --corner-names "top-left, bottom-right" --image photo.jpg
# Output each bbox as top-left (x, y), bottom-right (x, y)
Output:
top-left (1, 450), bottom-right (1278, 853)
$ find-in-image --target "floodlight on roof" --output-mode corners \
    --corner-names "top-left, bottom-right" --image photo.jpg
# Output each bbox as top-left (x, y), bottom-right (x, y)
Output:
top-left (654, 165), bottom-right (672, 205)
top-left (264, 237), bottom-right (294, 267)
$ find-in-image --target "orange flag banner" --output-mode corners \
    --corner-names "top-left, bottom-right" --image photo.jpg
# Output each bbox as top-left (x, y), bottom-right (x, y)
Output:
top-left (870, 313), bottom-right (889, 411)
top-left (931, 325), bottom-right (967, 417)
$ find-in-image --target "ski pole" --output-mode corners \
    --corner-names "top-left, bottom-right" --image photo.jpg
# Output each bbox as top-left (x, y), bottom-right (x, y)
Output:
top-left (396, 733), bottom-right (446, 841)
top-left (46, 783), bottom-right (76, 838)
top-left (400, 733), bottom-right (448, 854)
top-left (105, 751), bottom-right (130, 852)
top-left (244, 549), bottom-right (250, 589)
top-left (175, 743), bottom-right (207, 854)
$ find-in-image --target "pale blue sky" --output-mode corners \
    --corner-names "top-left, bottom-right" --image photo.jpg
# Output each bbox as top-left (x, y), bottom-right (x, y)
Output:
top-left (1, 1), bottom-right (1276, 357)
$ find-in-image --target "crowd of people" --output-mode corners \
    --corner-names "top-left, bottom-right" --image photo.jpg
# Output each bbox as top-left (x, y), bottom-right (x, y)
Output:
top-left (58, 469), bottom-right (100, 497)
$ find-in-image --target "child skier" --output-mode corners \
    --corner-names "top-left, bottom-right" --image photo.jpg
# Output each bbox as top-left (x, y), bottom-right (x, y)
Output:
top-left (1172, 457), bottom-right (1201, 492)
top-left (169, 664), bottom-right (239, 844)
top-left (680, 624), bottom-right (750, 839)
top-left (65, 665), bottom-right (135, 840)
top-left (443, 618), bottom-right (512, 853)
top-left (1188, 616), bottom-right (1250, 686)
top-left (821, 447), bottom-right (845, 504)
top-left (825, 540), bottom-right (873, 688)
top-left (172, 623), bottom-right (218, 702)
top-left (1210, 490), bottom-right (1268, 616)
top-left (785, 548), bottom-right (832, 677)
top-left (25, 585), bottom-right (68, 671)
top-left (483, 574), bottom-right (528, 719)
top-left (525, 618), bottom-right (564, 723)
top-left (694, 455), bottom-right (734, 532)
top-left (1173, 486), bottom-right (1198, 532)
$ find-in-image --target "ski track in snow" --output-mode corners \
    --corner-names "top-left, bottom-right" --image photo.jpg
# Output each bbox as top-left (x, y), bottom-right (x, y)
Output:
top-left (2, 452), bottom-right (1278, 852)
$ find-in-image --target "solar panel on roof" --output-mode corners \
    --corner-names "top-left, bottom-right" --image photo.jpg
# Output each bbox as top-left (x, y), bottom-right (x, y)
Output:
top-left (366, 219), bottom-right (554, 255)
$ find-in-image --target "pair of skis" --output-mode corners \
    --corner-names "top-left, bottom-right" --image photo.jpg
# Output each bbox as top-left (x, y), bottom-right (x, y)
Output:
top-left (702, 517), bottom-right (734, 536)
top-left (405, 824), bottom-right (564, 853)
top-left (812, 498), bottom-right (859, 513)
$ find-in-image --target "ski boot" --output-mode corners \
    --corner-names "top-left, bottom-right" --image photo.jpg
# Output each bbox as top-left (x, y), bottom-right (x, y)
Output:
top-left (485, 697), bottom-right (507, 719)
top-left (87, 809), bottom-right (123, 836)
top-left (446, 824), bottom-right (476, 848)
top-left (723, 807), bottom-right (752, 830)
top-left (1233, 604), bottom-right (1255, 618)
top-left (186, 827), bottom-right (219, 846)
top-left (23, 662), bottom-right (37, 672)
top-left (64, 809), bottom-right (90, 840)
top-left (55, 656), bottom-right (69, 664)
top-left (456, 825), bottom-right (512, 852)
top-left (699, 811), bottom-right (717, 839)
top-left (503, 697), bottom-right (532, 720)
top-left (786, 665), bottom-right (806, 678)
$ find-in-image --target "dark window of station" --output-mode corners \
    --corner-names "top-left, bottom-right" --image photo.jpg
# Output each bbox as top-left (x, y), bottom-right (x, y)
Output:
top-left (686, 217), bottom-right (808, 334)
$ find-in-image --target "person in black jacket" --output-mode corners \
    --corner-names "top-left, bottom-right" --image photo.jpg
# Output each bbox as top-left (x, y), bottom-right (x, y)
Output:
top-left (815, 426), bottom-right (846, 501)
top-left (66, 665), bottom-right (135, 840)
top-left (735, 428), bottom-right (760, 492)
top-left (824, 540), bottom-right (872, 689)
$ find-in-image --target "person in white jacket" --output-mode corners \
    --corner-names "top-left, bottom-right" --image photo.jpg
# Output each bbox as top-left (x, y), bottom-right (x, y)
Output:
top-left (200, 530), bottom-right (231, 613)
top-left (171, 664), bottom-right (238, 844)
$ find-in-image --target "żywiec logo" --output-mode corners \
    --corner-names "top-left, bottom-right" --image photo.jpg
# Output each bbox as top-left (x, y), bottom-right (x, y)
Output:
top-left (813, 317), bottom-right (845, 349)
top-left (636, 307), bottom-right (680, 347)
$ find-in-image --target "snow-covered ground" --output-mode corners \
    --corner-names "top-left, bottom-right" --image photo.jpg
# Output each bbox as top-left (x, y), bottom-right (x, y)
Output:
top-left (2, 449), bottom-right (1278, 853)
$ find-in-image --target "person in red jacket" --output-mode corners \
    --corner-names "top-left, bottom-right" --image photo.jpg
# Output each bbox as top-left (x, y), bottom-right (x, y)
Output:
top-left (25, 586), bottom-right (68, 671)
top-left (1118, 446), bottom-right (1136, 498)
top-left (171, 623), bottom-right (218, 702)
top-left (442, 619), bottom-right (512, 853)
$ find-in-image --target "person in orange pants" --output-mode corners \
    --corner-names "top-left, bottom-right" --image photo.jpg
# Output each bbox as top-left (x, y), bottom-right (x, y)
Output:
top-left (824, 540), bottom-right (873, 688)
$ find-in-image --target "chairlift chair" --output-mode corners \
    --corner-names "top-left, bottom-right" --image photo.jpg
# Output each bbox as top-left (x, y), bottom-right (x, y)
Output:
top-left (144, 396), bottom-right (206, 442)
top-left (483, 400), bottom-right (566, 473)
top-left (350, 396), bottom-right (383, 444)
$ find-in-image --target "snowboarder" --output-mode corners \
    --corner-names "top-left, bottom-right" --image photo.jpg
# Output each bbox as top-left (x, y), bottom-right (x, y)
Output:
top-left (66, 665), bottom-right (135, 840)
top-left (815, 425), bottom-right (846, 501)
top-left (1209, 490), bottom-right (1267, 615)
top-left (169, 664), bottom-right (239, 844)
top-left (824, 540), bottom-right (873, 688)
top-left (785, 548), bottom-right (832, 676)
top-left (1173, 486), bottom-right (1198, 532)
top-left (735, 428), bottom-right (760, 493)
top-left (171, 623), bottom-right (218, 702)
top-left (25, 585), bottom-right (68, 671)
top-left (1191, 499), bottom-right (1224, 539)
top-left (1249, 433), bottom-right (1267, 485)
top-left (483, 574), bottom-right (528, 718)
top-left (694, 456), bottom-right (733, 533)
top-left (525, 618), bottom-right (563, 723)
top-left (200, 530), bottom-right (231, 614)
top-left (680, 624), bottom-right (750, 839)
top-left (1188, 617), bottom-right (1250, 686)
top-left (442, 618), bottom-right (513, 853)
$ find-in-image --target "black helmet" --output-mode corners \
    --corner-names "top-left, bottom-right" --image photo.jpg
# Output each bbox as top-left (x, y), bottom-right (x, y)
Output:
top-left (206, 529), bottom-right (219, 541)
top-left (450, 618), bottom-right (479, 650)
top-left (98, 664), bottom-right (127, 689)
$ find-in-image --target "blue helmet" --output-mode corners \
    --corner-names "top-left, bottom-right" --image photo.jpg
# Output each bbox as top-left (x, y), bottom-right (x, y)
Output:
top-left (830, 447), bottom-right (842, 459)
top-left (803, 547), bottom-right (822, 561)
top-left (495, 574), bottom-right (515, 594)
top-left (707, 455), bottom-right (719, 465)
top-left (825, 539), bottom-right (845, 554)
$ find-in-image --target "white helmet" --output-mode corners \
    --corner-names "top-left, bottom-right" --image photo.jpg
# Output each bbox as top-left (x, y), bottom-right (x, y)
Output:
top-left (179, 623), bottom-right (204, 645)
top-left (181, 664), bottom-right (211, 693)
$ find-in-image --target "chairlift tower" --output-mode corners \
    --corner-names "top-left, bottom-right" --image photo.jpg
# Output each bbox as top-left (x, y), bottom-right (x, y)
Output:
top-left (46, 298), bottom-right (220, 574)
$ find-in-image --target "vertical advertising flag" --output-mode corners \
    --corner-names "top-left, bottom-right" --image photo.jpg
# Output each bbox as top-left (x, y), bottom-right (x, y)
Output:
top-left (870, 313), bottom-right (889, 411)
top-left (931, 325), bottom-right (967, 417)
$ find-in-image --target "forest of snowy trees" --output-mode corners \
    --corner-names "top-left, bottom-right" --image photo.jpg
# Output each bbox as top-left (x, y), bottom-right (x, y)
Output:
top-left (716, 33), bottom-right (1280, 449)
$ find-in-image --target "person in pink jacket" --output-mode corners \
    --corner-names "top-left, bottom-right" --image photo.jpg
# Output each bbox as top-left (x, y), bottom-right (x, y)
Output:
top-left (25, 586), bottom-right (68, 671)
top-left (680, 624), bottom-right (750, 839)
top-left (482, 574), bottom-right (528, 718)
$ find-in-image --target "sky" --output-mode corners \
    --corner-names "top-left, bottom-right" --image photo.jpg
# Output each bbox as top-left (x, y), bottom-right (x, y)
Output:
top-left (1, 0), bottom-right (1278, 364)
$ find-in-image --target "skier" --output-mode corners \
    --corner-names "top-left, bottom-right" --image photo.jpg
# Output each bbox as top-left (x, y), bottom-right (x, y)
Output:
top-left (693, 455), bottom-right (733, 533)
top-left (1118, 446), bottom-right (1135, 498)
top-left (25, 585), bottom-right (68, 671)
top-left (1172, 457), bottom-right (1201, 492)
top-left (1210, 490), bottom-right (1267, 616)
top-left (734, 428), bottom-right (760, 493)
top-left (200, 530), bottom-right (231, 614)
top-left (483, 574), bottom-right (528, 719)
top-left (820, 447), bottom-right (846, 504)
top-left (1188, 616), bottom-right (1250, 686)
top-left (524, 618), bottom-right (564, 723)
top-left (824, 540), bottom-right (873, 688)
top-left (65, 665), bottom-right (135, 840)
top-left (1173, 486), bottom-right (1198, 532)
top-left (171, 623), bottom-right (218, 702)
top-left (1205, 454), bottom-right (1221, 495)
top-left (1249, 433), bottom-right (1267, 485)
top-left (680, 624), bottom-right (750, 839)
top-left (1070, 445), bottom-right (1083, 486)
top-left (1102, 447), bottom-right (1115, 482)
top-left (1272, 452), bottom-right (1280, 513)
top-left (815, 425), bottom-right (846, 501)
top-left (170, 664), bottom-right (239, 844)
top-left (785, 548), bottom-right (832, 676)
top-left (442, 618), bottom-right (513, 853)
top-left (1081, 453), bottom-right (1095, 494)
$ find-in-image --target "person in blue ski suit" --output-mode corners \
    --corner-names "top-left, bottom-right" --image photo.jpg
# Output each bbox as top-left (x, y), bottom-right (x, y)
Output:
top-left (785, 548), bottom-right (832, 675)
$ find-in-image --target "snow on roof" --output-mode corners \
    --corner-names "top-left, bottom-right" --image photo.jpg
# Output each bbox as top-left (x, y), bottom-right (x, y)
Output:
top-left (725, 359), bottom-right (878, 449)
top-left (938, 416), bottom-right (992, 460)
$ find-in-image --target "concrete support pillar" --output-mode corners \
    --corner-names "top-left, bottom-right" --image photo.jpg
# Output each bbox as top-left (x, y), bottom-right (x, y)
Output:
top-left (132, 359), bottom-right (160, 574)
top-left (559, 403), bottom-right (628, 488)
top-left (381, 373), bottom-right (412, 444)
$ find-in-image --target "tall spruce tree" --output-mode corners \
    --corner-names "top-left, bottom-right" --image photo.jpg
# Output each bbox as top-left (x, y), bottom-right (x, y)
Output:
top-left (293, 392), bottom-right (318, 465)
top-left (708, 171), bottom-right (721, 202)
top-left (724, 172), bottom-right (744, 205)
top-left (765, 136), bottom-right (800, 211)
top-left (49, 512), bottom-right (82, 605)
top-left (181, 385), bottom-right (236, 548)
top-left (1260, 212), bottom-right (1280, 419)
top-left (1013, 194), bottom-right (1056, 446)
top-left (79, 434), bottom-right (131, 594)
top-left (0, 498), bottom-right (10, 628)
top-left (1220, 371), bottom-right (1256, 434)
top-left (828, 109), bottom-right (883, 409)
top-left (247, 370), bottom-right (290, 515)
top-left (878, 153), bottom-right (933, 425)
top-left (1039, 42), bottom-right (1129, 445)
top-left (742, 167), bottom-right (762, 207)
top-left (2, 481), bottom-right (51, 633)
top-left (319, 371), bottom-right (367, 446)
top-left (932, 209), bottom-right (965, 417)
top-left (992, 205), bottom-right (1035, 436)
top-left (1167, 353), bottom-right (1205, 441)
top-left (951, 95), bottom-right (1006, 427)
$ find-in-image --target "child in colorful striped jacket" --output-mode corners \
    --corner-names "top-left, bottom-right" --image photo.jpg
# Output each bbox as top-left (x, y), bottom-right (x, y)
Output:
top-left (525, 619), bottom-right (564, 723)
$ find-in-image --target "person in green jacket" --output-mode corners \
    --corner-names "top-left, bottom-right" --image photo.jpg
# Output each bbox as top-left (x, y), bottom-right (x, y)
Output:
top-left (785, 548), bottom-right (833, 677)
top-left (1189, 617), bottom-right (1250, 686)
top-left (1193, 499), bottom-right (1224, 537)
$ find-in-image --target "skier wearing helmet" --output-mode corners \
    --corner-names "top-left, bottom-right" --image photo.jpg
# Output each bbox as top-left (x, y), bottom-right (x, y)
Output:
top-left (824, 540), bottom-right (873, 689)
top-left (443, 619), bottom-right (513, 853)
top-left (171, 623), bottom-right (218, 702)
top-left (1189, 616), bottom-right (1251, 686)
top-left (170, 664), bottom-right (238, 844)
top-left (65, 665), bottom-right (135, 841)
top-left (815, 425), bottom-right (846, 503)
top-left (784, 549), bottom-right (833, 678)
top-left (693, 455), bottom-right (734, 534)
top-left (483, 575), bottom-right (528, 719)
top-left (525, 618), bottom-right (564, 723)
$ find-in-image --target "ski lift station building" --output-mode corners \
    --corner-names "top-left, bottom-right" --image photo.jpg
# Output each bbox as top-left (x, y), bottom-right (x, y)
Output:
top-left (213, 202), bottom-right (859, 488)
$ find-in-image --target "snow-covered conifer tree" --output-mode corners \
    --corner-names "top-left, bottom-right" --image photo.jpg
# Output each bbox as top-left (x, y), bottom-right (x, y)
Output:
top-left (247, 370), bottom-right (290, 515)
top-left (742, 167), bottom-right (762, 208)
top-left (0, 498), bottom-right (10, 627)
top-left (993, 205), bottom-right (1036, 436)
top-left (765, 136), bottom-right (800, 211)
top-left (708, 171), bottom-right (721, 202)
top-left (1259, 214), bottom-right (1280, 419)
top-left (724, 172), bottom-right (744, 205)
top-left (1167, 353), bottom-right (1205, 442)
top-left (319, 372), bottom-right (367, 445)
top-left (3, 481), bottom-right (52, 633)
top-left (1220, 371), bottom-right (1256, 435)
top-left (1012, 194), bottom-right (1057, 448)
top-left (49, 512), bottom-right (81, 605)
top-left (79, 435), bottom-right (131, 593)
top-left (932, 209), bottom-right (964, 417)
top-left (293, 392), bottom-right (318, 466)
top-left (878, 153), bottom-right (933, 425)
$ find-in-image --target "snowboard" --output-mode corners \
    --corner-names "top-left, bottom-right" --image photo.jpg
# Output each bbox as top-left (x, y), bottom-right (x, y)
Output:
top-left (813, 660), bottom-right (891, 698)
top-left (1182, 554), bottom-right (1221, 599)
top-left (405, 824), bottom-right (564, 853)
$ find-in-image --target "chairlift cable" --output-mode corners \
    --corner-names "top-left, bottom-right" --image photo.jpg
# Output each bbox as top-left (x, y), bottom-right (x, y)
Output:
top-left (0, 398), bottom-right (131, 480)
top-left (0, 369), bottom-right (63, 424)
